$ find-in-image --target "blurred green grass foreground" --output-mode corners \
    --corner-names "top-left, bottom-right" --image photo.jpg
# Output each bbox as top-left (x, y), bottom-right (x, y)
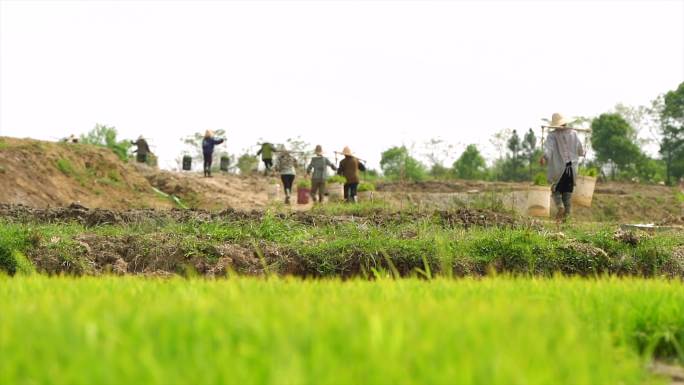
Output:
top-left (1, 276), bottom-right (683, 385)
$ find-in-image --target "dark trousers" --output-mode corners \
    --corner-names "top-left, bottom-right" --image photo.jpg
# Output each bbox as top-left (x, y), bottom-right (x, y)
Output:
top-left (344, 183), bottom-right (359, 202)
top-left (203, 152), bottom-right (213, 176)
top-left (553, 162), bottom-right (574, 216)
top-left (263, 159), bottom-right (273, 170)
top-left (281, 174), bottom-right (295, 195)
top-left (136, 153), bottom-right (147, 163)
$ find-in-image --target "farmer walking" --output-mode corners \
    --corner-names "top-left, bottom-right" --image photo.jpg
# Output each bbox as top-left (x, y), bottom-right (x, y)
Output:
top-left (337, 146), bottom-right (365, 203)
top-left (275, 148), bottom-right (298, 204)
top-left (202, 130), bottom-right (225, 177)
top-left (306, 145), bottom-right (337, 203)
top-left (131, 136), bottom-right (151, 163)
top-left (540, 113), bottom-right (585, 221)
top-left (257, 142), bottom-right (276, 175)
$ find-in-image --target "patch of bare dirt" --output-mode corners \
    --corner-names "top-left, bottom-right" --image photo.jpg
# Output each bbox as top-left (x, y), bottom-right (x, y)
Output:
top-left (137, 165), bottom-right (272, 210)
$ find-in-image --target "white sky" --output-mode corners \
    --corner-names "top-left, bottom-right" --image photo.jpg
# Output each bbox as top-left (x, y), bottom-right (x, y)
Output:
top-left (1, 0), bottom-right (683, 170)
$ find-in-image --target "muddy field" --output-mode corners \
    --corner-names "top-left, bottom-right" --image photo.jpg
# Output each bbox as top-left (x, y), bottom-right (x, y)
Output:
top-left (0, 202), bottom-right (523, 228)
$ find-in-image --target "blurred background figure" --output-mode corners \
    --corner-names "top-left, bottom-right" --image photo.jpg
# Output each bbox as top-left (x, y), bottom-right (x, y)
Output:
top-left (131, 135), bottom-right (151, 164)
top-left (307, 145), bottom-right (337, 203)
top-left (202, 130), bottom-right (225, 177)
top-left (257, 142), bottom-right (276, 175)
top-left (337, 146), bottom-right (365, 203)
top-left (275, 148), bottom-right (297, 204)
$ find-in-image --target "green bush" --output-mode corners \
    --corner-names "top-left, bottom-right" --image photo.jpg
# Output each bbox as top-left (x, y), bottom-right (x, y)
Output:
top-left (358, 182), bottom-right (376, 192)
top-left (297, 179), bottom-right (312, 189)
top-left (79, 124), bottom-right (131, 162)
top-left (579, 167), bottom-right (599, 177)
top-left (533, 172), bottom-right (548, 186)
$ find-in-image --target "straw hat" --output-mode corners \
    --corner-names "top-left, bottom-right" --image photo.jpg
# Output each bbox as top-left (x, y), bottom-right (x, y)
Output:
top-left (205, 130), bottom-right (213, 138)
top-left (138, 135), bottom-right (144, 140)
top-left (314, 145), bottom-right (323, 155)
top-left (549, 113), bottom-right (569, 128)
top-left (342, 146), bottom-right (352, 156)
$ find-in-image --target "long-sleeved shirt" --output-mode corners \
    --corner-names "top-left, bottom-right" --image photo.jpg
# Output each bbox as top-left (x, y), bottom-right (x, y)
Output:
top-left (202, 137), bottom-right (225, 156)
top-left (276, 153), bottom-right (297, 175)
top-left (307, 156), bottom-right (336, 181)
top-left (131, 139), bottom-right (151, 155)
top-left (338, 156), bottom-right (366, 184)
top-left (256, 143), bottom-right (275, 160)
top-left (543, 128), bottom-right (585, 185)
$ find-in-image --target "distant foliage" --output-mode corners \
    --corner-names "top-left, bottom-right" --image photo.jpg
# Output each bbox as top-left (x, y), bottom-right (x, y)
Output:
top-left (452, 144), bottom-right (487, 180)
top-left (591, 114), bottom-right (643, 179)
top-left (80, 124), bottom-right (131, 162)
top-left (236, 153), bottom-right (259, 175)
top-left (380, 146), bottom-right (427, 182)
top-left (659, 82), bottom-right (684, 184)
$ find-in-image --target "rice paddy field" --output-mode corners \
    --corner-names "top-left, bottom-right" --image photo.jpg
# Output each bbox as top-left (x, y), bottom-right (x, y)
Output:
top-left (1, 202), bottom-right (684, 384)
top-left (1, 276), bottom-right (684, 385)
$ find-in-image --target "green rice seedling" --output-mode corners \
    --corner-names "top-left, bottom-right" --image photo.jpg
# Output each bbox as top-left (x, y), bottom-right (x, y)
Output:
top-left (1, 276), bottom-right (683, 384)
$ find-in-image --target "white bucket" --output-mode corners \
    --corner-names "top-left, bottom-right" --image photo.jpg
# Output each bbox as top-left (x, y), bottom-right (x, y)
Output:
top-left (327, 183), bottom-right (344, 201)
top-left (527, 186), bottom-right (550, 217)
top-left (572, 176), bottom-right (597, 208)
top-left (267, 183), bottom-right (280, 201)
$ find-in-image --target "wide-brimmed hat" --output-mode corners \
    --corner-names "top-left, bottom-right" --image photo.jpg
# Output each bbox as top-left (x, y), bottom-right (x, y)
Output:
top-left (314, 145), bottom-right (323, 155)
top-left (342, 146), bottom-right (352, 156)
top-left (205, 130), bottom-right (213, 138)
top-left (549, 113), bottom-right (569, 128)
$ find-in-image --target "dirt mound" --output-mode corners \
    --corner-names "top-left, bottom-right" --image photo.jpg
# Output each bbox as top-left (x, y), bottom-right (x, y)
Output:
top-left (0, 137), bottom-right (171, 209)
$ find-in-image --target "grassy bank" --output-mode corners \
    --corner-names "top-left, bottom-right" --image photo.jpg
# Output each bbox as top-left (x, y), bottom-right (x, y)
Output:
top-left (1, 276), bottom-right (683, 384)
top-left (0, 210), bottom-right (682, 277)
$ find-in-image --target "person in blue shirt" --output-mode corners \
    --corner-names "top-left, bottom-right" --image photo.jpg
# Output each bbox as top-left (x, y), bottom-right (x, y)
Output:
top-left (202, 130), bottom-right (225, 177)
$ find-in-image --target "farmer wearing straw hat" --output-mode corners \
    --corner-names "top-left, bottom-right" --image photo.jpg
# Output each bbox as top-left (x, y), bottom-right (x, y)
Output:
top-left (337, 146), bottom-right (366, 203)
top-left (202, 130), bottom-right (225, 177)
top-left (306, 145), bottom-right (337, 203)
top-left (275, 147), bottom-right (298, 204)
top-left (131, 135), bottom-right (151, 163)
top-left (540, 113), bottom-right (585, 221)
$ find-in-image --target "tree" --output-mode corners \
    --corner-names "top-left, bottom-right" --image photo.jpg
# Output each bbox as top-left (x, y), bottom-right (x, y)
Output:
top-left (659, 82), bottom-right (684, 184)
top-left (79, 124), bottom-right (131, 162)
top-left (380, 146), bottom-right (427, 182)
top-left (502, 129), bottom-right (525, 181)
top-left (490, 128), bottom-right (512, 160)
top-left (590, 114), bottom-right (642, 178)
top-left (522, 128), bottom-right (539, 180)
top-left (452, 144), bottom-right (487, 180)
top-left (421, 138), bottom-right (457, 179)
top-left (283, 136), bottom-right (313, 172)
